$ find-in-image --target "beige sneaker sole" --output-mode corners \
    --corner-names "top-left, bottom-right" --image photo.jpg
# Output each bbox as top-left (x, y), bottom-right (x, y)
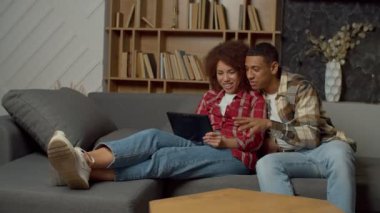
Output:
top-left (47, 137), bottom-right (89, 189)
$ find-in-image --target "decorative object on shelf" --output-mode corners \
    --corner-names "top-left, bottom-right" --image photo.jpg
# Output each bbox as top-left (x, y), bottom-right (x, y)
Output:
top-left (141, 17), bottom-right (154, 28)
top-left (305, 22), bottom-right (374, 102)
top-left (171, 0), bottom-right (178, 29)
top-left (115, 12), bottom-right (123, 28)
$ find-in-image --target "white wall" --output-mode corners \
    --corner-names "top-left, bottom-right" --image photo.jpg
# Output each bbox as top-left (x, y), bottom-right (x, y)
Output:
top-left (0, 0), bottom-right (105, 115)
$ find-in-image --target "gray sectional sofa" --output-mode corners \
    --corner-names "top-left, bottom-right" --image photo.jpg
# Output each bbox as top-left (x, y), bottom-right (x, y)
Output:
top-left (0, 91), bottom-right (379, 213)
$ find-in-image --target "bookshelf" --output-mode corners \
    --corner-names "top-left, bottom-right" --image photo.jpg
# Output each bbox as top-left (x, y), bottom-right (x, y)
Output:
top-left (105, 0), bottom-right (282, 93)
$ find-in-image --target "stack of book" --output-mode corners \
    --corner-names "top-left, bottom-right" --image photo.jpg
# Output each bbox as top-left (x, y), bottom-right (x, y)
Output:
top-left (131, 51), bottom-right (156, 79)
top-left (159, 50), bottom-right (207, 81)
top-left (247, 4), bottom-right (262, 31)
top-left (117, 51), bottom-right (157, 79)
top-left (189, 0), bottom-right (227, 30)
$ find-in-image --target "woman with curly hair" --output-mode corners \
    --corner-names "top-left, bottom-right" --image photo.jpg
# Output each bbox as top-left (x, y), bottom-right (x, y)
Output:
top-left (47, 40), bottom-right (266, 189)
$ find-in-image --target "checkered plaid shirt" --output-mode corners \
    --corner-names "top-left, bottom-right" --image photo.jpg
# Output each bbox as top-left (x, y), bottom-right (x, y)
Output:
top-left (269, 71), bottom-right (356, 150)
top-left (196, 89), bottom-right (266, 170)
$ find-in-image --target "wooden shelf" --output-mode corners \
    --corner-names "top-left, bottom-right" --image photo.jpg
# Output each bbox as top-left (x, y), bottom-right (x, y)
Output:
top-left (105, 0), bottom-right (282, 94)
top-left (106, 27), bottom-right (281, 34)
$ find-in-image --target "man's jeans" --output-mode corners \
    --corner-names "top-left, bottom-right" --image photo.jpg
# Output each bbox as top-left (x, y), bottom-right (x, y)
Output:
top-left (255, 140), bottom-right (355, 213)
top-left (96, 128), bottom-right (250, 180)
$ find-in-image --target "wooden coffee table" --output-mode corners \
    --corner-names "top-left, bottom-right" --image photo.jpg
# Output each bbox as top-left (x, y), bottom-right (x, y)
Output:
top-left (149, 188), bottom-right (342, 213)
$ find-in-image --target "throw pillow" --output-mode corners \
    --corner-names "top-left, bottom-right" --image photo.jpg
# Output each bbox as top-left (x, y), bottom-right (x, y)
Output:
top-left (1, 87), bottom-right (117, 152)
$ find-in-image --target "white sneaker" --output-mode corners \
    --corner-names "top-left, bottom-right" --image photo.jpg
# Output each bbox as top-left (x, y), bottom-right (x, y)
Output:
top-left (49, 165), bottom-right (66, 186)
top-left (47, 130), bottom-right (91, 189)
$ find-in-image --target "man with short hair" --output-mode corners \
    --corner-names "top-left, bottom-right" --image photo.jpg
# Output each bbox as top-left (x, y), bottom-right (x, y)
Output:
top-left (235, 42), bottom-right (356, 213)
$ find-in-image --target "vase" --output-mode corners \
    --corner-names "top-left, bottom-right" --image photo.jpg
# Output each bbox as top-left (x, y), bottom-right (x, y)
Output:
top-left (324, 59), bottom-right (342, 102)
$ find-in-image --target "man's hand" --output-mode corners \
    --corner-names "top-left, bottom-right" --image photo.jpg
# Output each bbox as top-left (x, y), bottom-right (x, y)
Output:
top-left (203, 131), bottom-right (238, 148)
top-left (234, 117), bottom-right (272, 136)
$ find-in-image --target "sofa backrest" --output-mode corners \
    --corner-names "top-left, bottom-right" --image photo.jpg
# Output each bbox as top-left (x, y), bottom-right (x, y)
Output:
top-left (89, 92), bottom-right (379, 158)
top-left (322, 101), bottom-right (380, 158)
top-left (88, 92), bottom-right (203, 132)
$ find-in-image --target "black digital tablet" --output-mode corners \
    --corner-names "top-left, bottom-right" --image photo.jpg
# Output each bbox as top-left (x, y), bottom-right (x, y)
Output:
top-left (167, 112), bottom-right (213, 144)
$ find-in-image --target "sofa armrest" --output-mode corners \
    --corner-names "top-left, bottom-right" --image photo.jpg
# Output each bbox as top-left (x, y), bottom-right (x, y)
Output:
top-left (0, 115), bottom-right (40, 165)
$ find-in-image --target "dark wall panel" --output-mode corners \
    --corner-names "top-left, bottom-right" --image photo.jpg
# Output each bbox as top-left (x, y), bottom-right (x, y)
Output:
top-left (281, 0), bottom-right (380, 103)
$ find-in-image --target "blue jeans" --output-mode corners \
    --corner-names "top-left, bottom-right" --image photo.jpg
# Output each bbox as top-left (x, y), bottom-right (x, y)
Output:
top-left (96, 128), bottom-right (250, 180)
top-left (255, 140), bottom-right (355, 213)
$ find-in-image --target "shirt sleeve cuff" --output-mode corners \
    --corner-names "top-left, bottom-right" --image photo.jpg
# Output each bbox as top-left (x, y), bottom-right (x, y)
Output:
top-left (270, 120), bottom-right (285, 139)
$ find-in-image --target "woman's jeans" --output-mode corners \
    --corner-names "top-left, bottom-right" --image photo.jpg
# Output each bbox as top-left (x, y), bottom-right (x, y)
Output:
top-left (255, 140), bottom-right (355, 213)
top-left (96, 128), bottom-right (250, 180)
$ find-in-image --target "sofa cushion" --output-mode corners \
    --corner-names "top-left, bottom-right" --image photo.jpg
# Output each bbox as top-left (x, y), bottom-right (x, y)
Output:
top-left (1, 88), bottom-right (117, 152)
top-left (164, 175), bottom-right (327, 200)
top-left (356, 157), bottom-right (380, 212)
top-left (291, 178), bottom-right (327, 199)
top-left (0, 153), bottom-right (162, 213)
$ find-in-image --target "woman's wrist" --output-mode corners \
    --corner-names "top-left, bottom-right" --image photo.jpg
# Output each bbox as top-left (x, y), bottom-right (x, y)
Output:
top-left (223, 137), bottom-right (239, 148)
top-left (266, 120), bottom-right (272, 129)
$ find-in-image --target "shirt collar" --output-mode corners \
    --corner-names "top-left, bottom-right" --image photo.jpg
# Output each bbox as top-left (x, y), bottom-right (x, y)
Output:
top-left (216, 89), bottom-right (244, 100)
top-left (260, 71), bottom-right (289, 100)
top-left (278, 71), bottom-right (289, 96)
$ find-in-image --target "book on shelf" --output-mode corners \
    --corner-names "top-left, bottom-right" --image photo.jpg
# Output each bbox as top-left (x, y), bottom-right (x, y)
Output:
top-left (143, 53), bottom-right (156, 79)
top-left (247, 5), bottom-right (259, 31)
top-left (188, 3), bottom-right (192, 29)
top-left (190, 3), bottom-right (199, 29)
top-left (182, 55), bottom-right (195, 80)
top-left (148, 53), bottom-right (157, 77)
top-left (242, 3), bottom-right (246, 30)
top-left (115, 12), bottom-right (123, 28)
top-left (195, 54), bottom-right (207, 80)
top-left (200, 0), bottom-right (210, 29)
top-left (131, 50), bottom-right (137, 78)
top-left (125, 3), bottom-right (135, 28)
top-left (169, 53), bottom-right (181, 80)
top-left (247, 4), bottom-right (256, 31)
top-left (118, 52), bottom-right (128, 78)
top-left (213, 1), bottom-right (219, 30)
top-left (216, 4), bottom-right (227, 30)
top-left (134, 0), bottom-right (141, 27)
top-left (197, 1), bottom-right (201, 29)
top-left (208, 0), bottom-right (215, 29)
top-left (238, 5), bottom-right (242, 30)
top-left (159, 52), bottom-right (165, 79)
top-left (137, 52), bottom-right (146, 78)
top-left (174, 50), bottom-right (190, 80)
top-left (163, 52), bottom-right (173, 80)
top-left (188, 55), bottom-right (203, 81)
top-left (248, 5), bottom-right (262, 31)
top-left (251, 5), bottom-right (262, 31)
top-left (238, 4), bottom-right (244, 30)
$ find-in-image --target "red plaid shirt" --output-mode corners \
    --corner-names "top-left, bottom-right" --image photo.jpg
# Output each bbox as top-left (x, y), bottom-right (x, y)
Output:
top-left (196, 90), bottom-right (266, 170)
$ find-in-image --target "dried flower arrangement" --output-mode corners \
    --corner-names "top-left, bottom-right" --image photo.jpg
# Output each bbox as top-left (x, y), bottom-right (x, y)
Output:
top-left (305, 23), bottom-right (374, 65)
top-left (53, 80), bottom-right (87, 95)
